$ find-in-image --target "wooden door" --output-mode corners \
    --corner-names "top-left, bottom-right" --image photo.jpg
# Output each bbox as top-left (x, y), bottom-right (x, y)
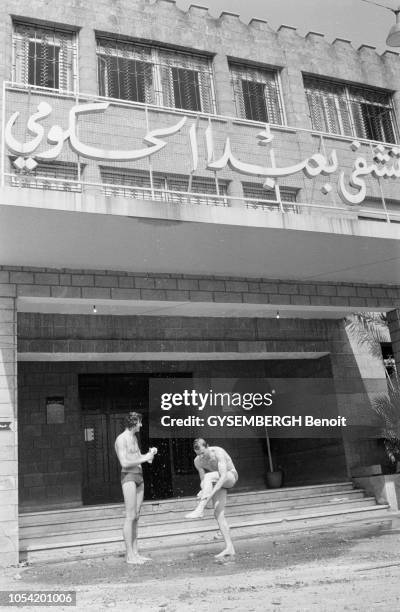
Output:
top-left (82, 411), bottom-right (111, 504)
top-left (80, 374), bottom-right (174, 504)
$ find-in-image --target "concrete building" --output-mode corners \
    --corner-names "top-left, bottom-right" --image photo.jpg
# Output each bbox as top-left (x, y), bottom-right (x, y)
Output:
top-left (1, 0), bottom-right (400, 566)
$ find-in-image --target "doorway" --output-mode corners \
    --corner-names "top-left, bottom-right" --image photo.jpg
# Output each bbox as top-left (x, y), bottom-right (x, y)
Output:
top-left (80, 373), bottom-right (195, 505)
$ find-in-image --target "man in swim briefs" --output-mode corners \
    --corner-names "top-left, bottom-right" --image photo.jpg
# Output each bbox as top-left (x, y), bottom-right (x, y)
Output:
top-left (114, 411), bottom-right (157, 564)
top-left (185, 438), bottom-right (238, 559)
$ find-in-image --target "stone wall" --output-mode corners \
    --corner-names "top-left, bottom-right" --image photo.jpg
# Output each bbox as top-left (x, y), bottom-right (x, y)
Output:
top-left (18, 363), bottom-right (81, 511)
top-left (0, 281), bottom-right (18, 566)
top-left (0, 267), bottom-right (397, 313)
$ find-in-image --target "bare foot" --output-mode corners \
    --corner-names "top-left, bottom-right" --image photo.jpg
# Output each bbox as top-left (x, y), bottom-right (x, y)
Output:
top-left (214, 547), bottom-right (235, 560)
top-left (126, 554), bottom-right (151, 564)
top-left (185, 509), bottom-right (204, 519)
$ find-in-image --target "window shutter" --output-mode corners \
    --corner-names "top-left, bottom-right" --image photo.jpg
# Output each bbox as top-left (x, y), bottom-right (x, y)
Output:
top-left (97, 39), bottom-right (155, 104)
top-left (13, 22), bottom-right (76, 91)
top-left (230, 63), bottom-right (283, 124)
top-left (305, 89), bottom-right (325, 132)
top-left (304, 76), bottom-right (396, 143)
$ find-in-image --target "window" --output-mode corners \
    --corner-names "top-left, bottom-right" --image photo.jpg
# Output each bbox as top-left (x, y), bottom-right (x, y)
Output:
top-left (230, 63), bottom-right (284, 124)
top-left (171, 67), bottom-right (201, 112)
top-left (97, 41), bottom-right (154, 103)
top-left (97, 38), bottom-right (216, 113)
top-left (10, 160), bottom-right (81, 191)
top-left (304, 76), bottom-right (396, 143)
top-left (357, 196), bottom-right (400, 223)
top-left (100, 168), bottom-right (162, 199)
top-left (13, 22), bottom-right (77, 91)
top-left (381, 343), bottom-right (396, 378)
top-left (100, 168), bottom-right (227, 205)
top-left (242, 182), bottom-right (298, 212)
top-left (167, 174), bottom-right (228, 205)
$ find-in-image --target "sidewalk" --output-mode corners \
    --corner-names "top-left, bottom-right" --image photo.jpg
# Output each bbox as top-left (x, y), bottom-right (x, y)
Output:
top-left (1, 517), bottom-right (400, 611)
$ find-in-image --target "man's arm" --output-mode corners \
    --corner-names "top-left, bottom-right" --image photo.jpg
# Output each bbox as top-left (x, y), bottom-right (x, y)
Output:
top-left (115, 437), bottom-right (154, 470)
top-left (194, 457), bottom-right (206, 496)
top-left (194, 457), bottom-right (206, 484)
top-left (204, 450), bottom-right (228, 500)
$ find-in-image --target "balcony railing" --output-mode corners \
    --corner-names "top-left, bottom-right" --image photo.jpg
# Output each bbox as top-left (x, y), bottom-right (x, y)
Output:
top-left (6, 171), bottom-right (400, 224)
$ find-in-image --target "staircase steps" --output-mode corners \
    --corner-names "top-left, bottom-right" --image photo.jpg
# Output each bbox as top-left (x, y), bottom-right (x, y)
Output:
top-left (19, 482), bottom-right (393, 563)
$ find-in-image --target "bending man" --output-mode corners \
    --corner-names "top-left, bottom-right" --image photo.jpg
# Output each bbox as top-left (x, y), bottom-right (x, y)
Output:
top-left (115, 412), bottom-right (157, 564)
top-left (185, 438), bottom-right (238, 559)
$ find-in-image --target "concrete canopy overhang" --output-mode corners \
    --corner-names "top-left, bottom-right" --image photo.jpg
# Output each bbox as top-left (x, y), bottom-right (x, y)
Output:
top-left (1, 192), bottom-right (400, 285)
top-left (17, 351), bottom-right (330, 361)
top-left (16, 296), bottom-right (388, 318)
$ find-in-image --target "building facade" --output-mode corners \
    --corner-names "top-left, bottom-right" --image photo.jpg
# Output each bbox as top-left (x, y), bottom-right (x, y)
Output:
top-left (1, 0), bottom-right (400, 566)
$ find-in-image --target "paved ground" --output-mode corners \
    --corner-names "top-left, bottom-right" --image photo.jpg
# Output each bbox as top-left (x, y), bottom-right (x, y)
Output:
top-left (1, 517), bottom-right (400, 611)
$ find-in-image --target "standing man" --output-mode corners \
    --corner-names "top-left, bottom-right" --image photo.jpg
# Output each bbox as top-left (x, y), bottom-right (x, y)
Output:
top-left (185, 438), bottom-right (238, 560)
top-left (115, 411), bottom-right (157, 564)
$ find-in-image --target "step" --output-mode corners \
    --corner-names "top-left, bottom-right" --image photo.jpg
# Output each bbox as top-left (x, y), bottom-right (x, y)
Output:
top-left (19, 498), bottom-right (379, 546)
top-left (19, 482), bottom-right (355, 526)
top-left (19, 491), bottom-right (368, 538)
top-left (19, 489), bottom-right (366, 533)
top-left (21, 505), bottom-right (393, 564)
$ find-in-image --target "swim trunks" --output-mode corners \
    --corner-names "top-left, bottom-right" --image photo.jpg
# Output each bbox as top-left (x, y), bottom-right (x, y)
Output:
top-left (121, 471), bottom-right (144, 487)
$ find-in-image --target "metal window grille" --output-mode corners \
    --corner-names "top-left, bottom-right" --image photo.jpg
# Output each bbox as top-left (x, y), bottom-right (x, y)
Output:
top-left (242, 182), bottom-right (298, 212)
top-left (97, 38), bottom-right (216, 113)
top-left (304, 76), bottom-right (396, 143)
top-left (100, 168), bottom-right (161, 199)
top-left (358, 196), bottom-right (400, 222)
top-left (10, 159), bottom-right (81, 191)
top-left (100, 168), bottom-right (227, 205)
top-left (230, 63), bottom-right (284, 124)
top-left (12, 22), bottom-right (77, 91)
top-left (168, 174), bottom-right (228, 205)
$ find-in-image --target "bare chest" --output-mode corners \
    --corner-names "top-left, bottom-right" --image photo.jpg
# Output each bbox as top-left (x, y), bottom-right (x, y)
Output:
top-left (124, 434), bottom-right (140, 457)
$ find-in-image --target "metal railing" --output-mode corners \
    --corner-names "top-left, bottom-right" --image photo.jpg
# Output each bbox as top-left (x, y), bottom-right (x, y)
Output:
top-left (5, 171), bottom-right (400, 223)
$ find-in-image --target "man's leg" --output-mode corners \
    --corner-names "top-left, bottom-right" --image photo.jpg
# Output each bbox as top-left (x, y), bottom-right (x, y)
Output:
top-left (131, 482), bottom-right (150, 562)
top-left (213, 488), bottom-right (235, 559)
top-left (122, 480), bottom-right (140, 563)
top-left (185, 471), bottom-right (219, 519)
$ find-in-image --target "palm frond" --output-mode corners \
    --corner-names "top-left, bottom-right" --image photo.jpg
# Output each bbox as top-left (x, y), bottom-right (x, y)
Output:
top-left (373, 381), bottom-right (400, 463)
top-left (345, 312), bottom-right (390, 360)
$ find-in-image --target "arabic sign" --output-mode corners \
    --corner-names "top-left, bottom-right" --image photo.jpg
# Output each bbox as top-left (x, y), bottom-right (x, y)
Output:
top-left (5, 100), bottom-right (400, 206)
top-left (0, 421), bottom-right (12, 431)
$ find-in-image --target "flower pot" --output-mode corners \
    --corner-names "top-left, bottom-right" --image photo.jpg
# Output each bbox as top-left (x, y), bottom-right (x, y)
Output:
top-left (266, 470), bottom-right (283, 488)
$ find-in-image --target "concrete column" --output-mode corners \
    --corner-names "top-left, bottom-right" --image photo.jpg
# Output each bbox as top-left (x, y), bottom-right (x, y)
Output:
top-left (227, 179), bottom-right (244, 209)
top-left (0, 14), bottom-right (13, 156)
top-left (387, 310), bottom-right (400, 374)
top-left (213, 53), bottom-right (236, 117)
top-left (78, 27), bottom-right (98, 95)
top-left (77, 29), bottom-right (115, 190)
top-left (329, 319), bottom-right (387, 477)
top-left (0, 274), bottom-right (18, 567)
top-left (77, 27), bottom-right (102, 191)
top-left (279, 67), bottom-right (311, 130)
top-left (381, 52), bottom-right (400, 132)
